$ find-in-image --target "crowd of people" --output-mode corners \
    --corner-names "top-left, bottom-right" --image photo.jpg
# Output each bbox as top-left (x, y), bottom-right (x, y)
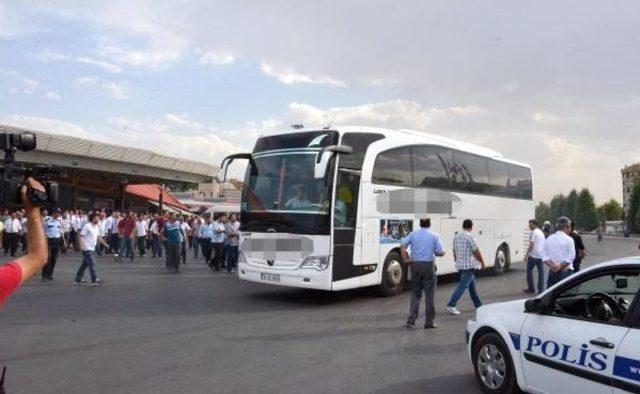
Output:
top-left (399, 215), bottom-right (586, 329)
top-left (1, 204), bottom-right (241, 286)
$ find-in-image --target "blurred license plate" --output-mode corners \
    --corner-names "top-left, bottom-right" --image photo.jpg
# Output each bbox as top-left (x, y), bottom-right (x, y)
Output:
top-left (260, 273), bottom-right (280, 282)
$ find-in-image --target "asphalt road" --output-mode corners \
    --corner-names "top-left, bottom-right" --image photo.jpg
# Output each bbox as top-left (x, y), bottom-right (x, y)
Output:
top-left (0, 236), bottom-right (638, 394)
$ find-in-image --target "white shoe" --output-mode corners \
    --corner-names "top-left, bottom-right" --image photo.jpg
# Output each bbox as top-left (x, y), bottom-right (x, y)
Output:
top-left (445, 306), bottom-right (461, 315)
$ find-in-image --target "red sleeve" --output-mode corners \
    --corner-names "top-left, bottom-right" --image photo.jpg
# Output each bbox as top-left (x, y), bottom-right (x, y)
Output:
top-left (0, 262), bottom-right (23, 305)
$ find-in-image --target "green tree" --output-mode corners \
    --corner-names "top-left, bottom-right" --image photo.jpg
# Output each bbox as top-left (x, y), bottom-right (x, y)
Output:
top-left (549, 194), bottom-right (567, 222)
top-left (535, 202), bottom-right (551, 224)
top-left (597, 199), bottom-right (624, 222)
top-left (576, 188), bottom-right (598, 231)
top-left (628, 183), bottom-right (640, 233)
top-left (565, 189), bottom-right (579, 222)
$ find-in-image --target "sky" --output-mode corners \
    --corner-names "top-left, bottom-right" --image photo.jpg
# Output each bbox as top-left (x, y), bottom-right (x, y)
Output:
top-left (1, 0), bottom-right (639, 203)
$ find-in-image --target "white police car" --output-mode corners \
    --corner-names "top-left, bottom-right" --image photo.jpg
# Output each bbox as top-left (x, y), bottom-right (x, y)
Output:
top-left (466, 257), bottom-right (640, 393)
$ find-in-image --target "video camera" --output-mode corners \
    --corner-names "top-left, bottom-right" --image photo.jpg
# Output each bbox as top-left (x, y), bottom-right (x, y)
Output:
top-left (0, 132), bottom-right (58, 208)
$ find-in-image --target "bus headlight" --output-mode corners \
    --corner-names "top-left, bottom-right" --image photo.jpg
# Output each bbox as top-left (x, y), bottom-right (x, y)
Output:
top-left (299, 256), bottom-right (329, 271)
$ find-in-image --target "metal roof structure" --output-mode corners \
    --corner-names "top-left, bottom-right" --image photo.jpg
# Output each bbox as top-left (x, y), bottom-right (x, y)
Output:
top-left (0, 124), bottom-right (218, 184)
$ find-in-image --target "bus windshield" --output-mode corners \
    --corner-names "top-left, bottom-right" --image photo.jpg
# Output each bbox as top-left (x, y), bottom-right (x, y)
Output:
top-left (243, 152), bottom-right (333, 215)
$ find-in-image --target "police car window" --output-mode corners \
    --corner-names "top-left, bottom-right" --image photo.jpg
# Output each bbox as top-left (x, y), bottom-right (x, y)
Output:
top-left (553, 270), bottom-right (640, 324)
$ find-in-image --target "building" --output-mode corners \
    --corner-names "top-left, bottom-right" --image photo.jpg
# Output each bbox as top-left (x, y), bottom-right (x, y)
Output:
top-left (0, 124), bottom-right (218, 210)
top-left (174, 180), bottom-right (242, 214)
top-left (622, 163), bottom-right (640, 216)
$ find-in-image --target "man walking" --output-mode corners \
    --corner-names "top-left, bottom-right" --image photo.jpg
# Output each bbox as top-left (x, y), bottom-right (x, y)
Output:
top-left (544, 217), bottom-right (576, 287)
top-left (42, 208), bottom-right (67, 281)
top-left (180, 217), bottom-right (191, 265)
top-left (445, 219), bottom-right (486, 315)
top-left (74, 212), bottom-right (109, 286)
top-left (401, 218), bottom-right (445, 329)
top-left (523, 219), bottom-right (546, 294)
top-left (3, 211), bottom-right (22, 258)
top-left (161, 213), bottom-right (183, 273)
top-left (199, 215), bottom-right (214, 265)
top-left (225, 214), bottom-right (240, 273)
top-left (191, 216), bottom-right (203, 259)
top-left (569, 221), bottom-right (586, 272)
top-left (135, 215), bottom-right (148, 257)
top-left (118, 212), bottom-right (136, 261)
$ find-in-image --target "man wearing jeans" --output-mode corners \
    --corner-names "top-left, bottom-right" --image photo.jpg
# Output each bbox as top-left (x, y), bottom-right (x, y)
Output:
top-left (445, 219), bottom-right (486, 315)
top-left (401, 218), bottom-right (445, 329)
top-left (74, 213), bottom-right (109, 286)
top-left (523, 219), bottom-right (546, 294)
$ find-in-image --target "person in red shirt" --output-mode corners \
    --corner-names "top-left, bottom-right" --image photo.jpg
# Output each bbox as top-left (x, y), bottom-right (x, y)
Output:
top-left (117, 212), bottom-right (136, 261)
top-left (0, 178), bottom-right (48, 305)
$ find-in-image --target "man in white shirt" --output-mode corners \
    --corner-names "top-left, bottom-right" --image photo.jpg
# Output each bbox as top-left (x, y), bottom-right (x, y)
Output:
top-left (224, 215), bottom-right (240, 273)
top-left (210, 214), bottom-right (227, 271)
top-left (180, 218), bottom-right (191, 264)
top-left (74, 212), bottom-right (109, 286)
top-left (523, 219), bottom-right (547, 294)
top-left (543, 216), bottom-right (576, 288)
top-left (135, 215), bottom-right (149, 257)
top-left (108, 211), bottom-right (121, 256)
top-left (4, 211), bottom-right (23, 258)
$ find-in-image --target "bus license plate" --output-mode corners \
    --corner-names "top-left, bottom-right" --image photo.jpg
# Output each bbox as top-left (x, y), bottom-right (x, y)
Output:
top-left (260, 273), bottom-right (280, 282)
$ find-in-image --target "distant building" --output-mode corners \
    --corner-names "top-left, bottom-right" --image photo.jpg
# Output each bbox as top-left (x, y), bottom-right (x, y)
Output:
top-left (604, 220), bottom-right (627, 236)
top-left (174, 179), bottom-right (242, 214)
top-left (622, 163), bottom-right (640, 216)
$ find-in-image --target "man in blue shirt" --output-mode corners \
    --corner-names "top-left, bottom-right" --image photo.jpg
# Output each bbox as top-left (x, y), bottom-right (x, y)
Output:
top-left (42, 207), bottom-right (67, 281)
top-left (161, 213), bottom-right (184, 273)
top-left (401, 218), bottom-right (445, 329)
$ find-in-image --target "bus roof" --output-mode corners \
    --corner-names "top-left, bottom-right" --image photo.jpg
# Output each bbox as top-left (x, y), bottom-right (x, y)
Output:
top-left (257, 126), bottom-right (531, 168)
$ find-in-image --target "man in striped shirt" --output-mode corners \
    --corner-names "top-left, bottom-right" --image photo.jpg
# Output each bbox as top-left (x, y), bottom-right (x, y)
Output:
top-left (445, 219), bottom-right (486, 316)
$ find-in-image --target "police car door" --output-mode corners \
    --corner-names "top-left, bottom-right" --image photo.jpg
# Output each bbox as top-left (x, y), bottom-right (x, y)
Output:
top-left (520, 268), bottom-right (638, 394)
top-left (612, 282), bottom-right (640, 394)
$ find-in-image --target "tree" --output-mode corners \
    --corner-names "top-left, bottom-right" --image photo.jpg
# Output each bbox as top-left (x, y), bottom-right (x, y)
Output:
top-left (565, 189), bottom-right (579, 222)
top-left (597, 199), bottom-right (624, 222)
top-left (549, 194), bottom-right (567, 222)
top-left (535, 202), bottom-right (551, 224)
top-left (576, 188), bottom-right (598, 231)
top-left (628, 183), bottom-right (640, 233)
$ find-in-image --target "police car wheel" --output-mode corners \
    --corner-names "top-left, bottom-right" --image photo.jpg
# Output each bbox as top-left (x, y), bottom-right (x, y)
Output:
top-left (377, 251), bottom-right (406, 297)
top-left (472, 333), bottom-right (519, 394)
top-left (492, 247), bottom-right (507, 276)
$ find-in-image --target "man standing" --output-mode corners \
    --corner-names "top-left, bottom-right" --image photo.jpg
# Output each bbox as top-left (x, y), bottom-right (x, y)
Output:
top-left (544, 217), bottom-right (576, 287)
top-left (401, 218), bottom-right (445, 329)
top-left (210, 214), bottom-right (227, 271)
top-left (225, 214), bottom-right (240, 273)
top-left (74, 212), bottom-right (109, 286)
top-left (135, 215), bottom-right (148, 257)
top-left (523, 219), bottom-right (546, 294)
top-left (19, 211), bottom-right (28, 253)
top-left (445, 219), bottom-right (486, 315)
top-left (42, 208), bottom-right (66, 281)
top-left (161, 213), bottom-right (184, 273)
top-left (569, 221), bottom-right (586, 272)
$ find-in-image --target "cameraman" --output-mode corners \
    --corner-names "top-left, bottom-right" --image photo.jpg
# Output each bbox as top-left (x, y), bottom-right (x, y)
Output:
top-left (0, 178), bottom-right (48, 304)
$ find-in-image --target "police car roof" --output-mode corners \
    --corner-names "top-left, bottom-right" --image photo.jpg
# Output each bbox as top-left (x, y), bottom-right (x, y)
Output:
top-left (579, 256), bottom-right (640, 272)
top-left (258, 126), bottom-right (531, 168)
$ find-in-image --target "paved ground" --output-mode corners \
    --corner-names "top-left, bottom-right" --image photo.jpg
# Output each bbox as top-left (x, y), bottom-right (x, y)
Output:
top-left (0, 236), bottom-right (638, 394)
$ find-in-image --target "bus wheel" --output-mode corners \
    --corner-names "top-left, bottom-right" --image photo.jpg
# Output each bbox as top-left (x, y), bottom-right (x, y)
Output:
top-left (492, 246), bottom-right (507, 276)
top-left (378, 251), bottom-right (406, 296)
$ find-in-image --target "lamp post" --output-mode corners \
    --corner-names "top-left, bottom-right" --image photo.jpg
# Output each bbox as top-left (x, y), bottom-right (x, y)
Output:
top-left (159, 183), bottom-right (164, 213)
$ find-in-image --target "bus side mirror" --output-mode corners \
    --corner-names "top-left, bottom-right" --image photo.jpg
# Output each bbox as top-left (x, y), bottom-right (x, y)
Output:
top-left (314, 145), bottom-right (353, 179)
top-left (216, 153), bottom-right (255, 184)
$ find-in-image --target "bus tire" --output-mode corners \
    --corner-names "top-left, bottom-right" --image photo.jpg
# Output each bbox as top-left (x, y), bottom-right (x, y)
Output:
top-left (472, 332), bottom-right (520, 394)
top-left (377, 251), bottom-right (406, 296)
top-left (492, 246), bottom-right (508, 276)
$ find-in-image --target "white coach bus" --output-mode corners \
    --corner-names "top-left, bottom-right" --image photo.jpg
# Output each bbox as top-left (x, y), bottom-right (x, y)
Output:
top-left (218, 126), bottom-right (533, 295)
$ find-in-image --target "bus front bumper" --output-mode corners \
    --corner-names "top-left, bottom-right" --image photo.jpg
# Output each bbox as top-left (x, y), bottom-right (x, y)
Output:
top-left (238, 262), bottom-right (332, 290)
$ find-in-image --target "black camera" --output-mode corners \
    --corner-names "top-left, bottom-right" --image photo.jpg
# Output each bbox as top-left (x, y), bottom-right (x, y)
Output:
top-left (0, 132), bottom-right (59, 208)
